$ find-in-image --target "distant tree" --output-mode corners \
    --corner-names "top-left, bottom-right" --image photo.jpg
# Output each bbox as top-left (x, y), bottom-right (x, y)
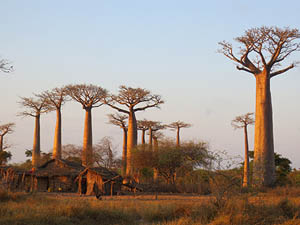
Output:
top-left (275, 153), bottom-right (292, 186)
top-left (219, 26), bottom-right (300, 187)
top-left (146, 121), bottom-right (164, 147)
top-left (38, 87), bottom-right (69, 160)
top-left (61, 144), bottom-right (82, 164)
top-left (18, 95), bottom-right (53, 168)
top-left (0, 58), bottom-right (13, 73)
top-left (231, 113), bottom-right (254, 188)
top-left (167, 121), bottom-right (191, 146)
top-left (0, 151), bottom-right (12, 165)
top-left (66, 84), bottom-right (108, 167)
top-left (0, 122), bottom-right (15, 152)
top-left (137, 119), bottom-right (149, 145)
top-left (132, 141), bottom-right (210, 184)
top-left (105, 86), bottom-right (163, 175)
top-left (108, 113), bottom-right (128, 175)
top-left (152, 131), bottom-right (164, 181)
top-left (24, 149), bottom-right (52, 166)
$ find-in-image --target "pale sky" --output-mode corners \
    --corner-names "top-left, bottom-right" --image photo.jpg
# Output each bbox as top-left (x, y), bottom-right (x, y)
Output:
top-left (1, 1), bottom-right (300, 167)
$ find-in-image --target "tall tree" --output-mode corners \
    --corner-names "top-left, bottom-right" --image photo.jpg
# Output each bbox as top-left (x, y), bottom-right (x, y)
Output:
top-left (231, 113), bottom-right (255, 188)
top-left (39, 87), bottom-right (69, 160)
top-left (108, 113), bottom-right (128, 176)
top-left (152, 131), bottom-right (164, 181)
top-left (167, 121), bottom-right (191, 146)
top-left (0, 58), bottom-right (13, 73)
top-left (106, 86), bottom-right (163, 175)
top-left (219, 27), bottom-right (300, 187)
top-left (0, 122), bottom-right (15, 152)
top-left (18, 96), bottom-right (53, 168)
top-left (66, 84), bottom-right (107, 167)
top-left (137, 119), bottom-right (149, 145)
top-left (148, 122), bottom-right (165, 148)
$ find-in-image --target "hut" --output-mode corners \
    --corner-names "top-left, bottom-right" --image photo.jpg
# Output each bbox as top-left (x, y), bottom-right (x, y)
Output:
top-left (32, 159), bottom-right (84, 192)
top-left (77, 167), bottom-right (122, 196)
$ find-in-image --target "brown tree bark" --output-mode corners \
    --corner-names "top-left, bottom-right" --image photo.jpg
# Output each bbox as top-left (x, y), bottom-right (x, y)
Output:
top-left (243, 125), bottom-right (250, 188)
top-left (52, 109), bottom-right (62, 160)
top-left (149, 127), bottom-right (153, 146)
top-left (153, 137), bottom-right (158, 181)
top-left (176, 128), bottom-right (180, 147)
top-left (126, 108), bottom-right (137, 175)
top-left (82, 108), bottom-right (93, 167)
top-left (253, 72), bottom-right (275, 186)
top-left (32, 114), bottom-right (41, 168)
top-left (122, 128), bottom-right (128, 176)
top-left (0, 135), bottom-right (3, 152)
top-left (141, 129), bottom-right (145, 145)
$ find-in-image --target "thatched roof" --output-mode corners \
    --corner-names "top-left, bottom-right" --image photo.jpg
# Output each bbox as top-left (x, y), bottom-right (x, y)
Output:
top-left (77, 167), bottom-right (122, 183)
top-left (34, 159), bottom-right (85, 177)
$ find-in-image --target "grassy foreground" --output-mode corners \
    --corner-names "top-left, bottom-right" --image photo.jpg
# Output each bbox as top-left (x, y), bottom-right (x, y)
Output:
top-left (1, 188), bottom-right (300, 225)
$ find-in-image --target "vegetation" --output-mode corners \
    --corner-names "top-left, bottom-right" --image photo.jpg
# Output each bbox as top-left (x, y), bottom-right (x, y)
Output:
top-left (1, 187), bottom-right (300, 225)
top-left (105, 86), bottom-right (164, 176)
top-left (18, 95), bottom-right (54, 168)
top-left (38, 87), bottom-right (69, 160)
top-left (219, 26), bottom-right (300, 187)
top-left (66, 84), bottom-right (108, 167)
top-left (231, 113), bottom-right (255, 188)
top-left (167, 121), bottom-right (191, 146)
top-left (0, 57), bottom-right (13, 73)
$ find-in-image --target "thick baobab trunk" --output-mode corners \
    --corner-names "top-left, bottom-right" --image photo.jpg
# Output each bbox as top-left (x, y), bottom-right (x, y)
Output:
top-left (176, 128), bottom-right (180, 146)
top-left (141, 130), bottom-right (145, 145)
top-left (149, 127), bottom-right (153, 146)
top-left (122, 128), bottom-right (127, 176)
top-left (32, 115), bottom-right (41, 168)
top-left (126, 109), bottom-right (137, 175)
top-left (253, 72), bottom-right (275, 187)
top-left (53, 109), bottom-right (62, 160)
top-left (0, 135), bottom-right (3, 152)
top-left (82, 108), bottom-right (93, 167)
top-left (153, 137), bottom-right (158, 181)
top-left (243, 125), bottom-right (250, 188)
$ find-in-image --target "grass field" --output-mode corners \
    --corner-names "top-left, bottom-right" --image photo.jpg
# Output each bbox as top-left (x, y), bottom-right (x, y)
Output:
top-left (1, 188), bottom-right (300, 225)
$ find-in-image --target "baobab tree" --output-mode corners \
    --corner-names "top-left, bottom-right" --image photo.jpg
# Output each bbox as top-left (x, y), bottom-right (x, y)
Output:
top-left (137, 119), bottom-right (149, 145)
top-left (219, 26), bottom-right (300, 187)
top-left (18, 96), bottom-right (53, 168)
top-left (232, 113), bottom-right (255, 188)
top-left (167, 121), bottom-right (191, 146)
top-left (0, 122), bottom-right (15, 151)
top-left (108, 113), bottom-right (128, 176)
top-left (106, 86), bottom-right (164, 175)
top-left (148, 122), bottom-right (165, 148)
top-left (0, 58), bottom-right (13, 73)
top-left (66, 84), bottom-right (108, 167)
top-left (39, 87), bottom-right (69, 160)
top-left (152, 131), bottom-right (164, 181)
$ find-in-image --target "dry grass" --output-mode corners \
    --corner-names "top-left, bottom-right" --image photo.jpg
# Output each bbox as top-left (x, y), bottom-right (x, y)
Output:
top-left (1, 187), bottom-right (300, 225)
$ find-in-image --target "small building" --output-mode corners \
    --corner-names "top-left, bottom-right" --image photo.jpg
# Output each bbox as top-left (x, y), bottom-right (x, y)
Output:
top-left (32, 159), bottom-right (84, 192)
top-left (77, 167), bottom-right (123, 196)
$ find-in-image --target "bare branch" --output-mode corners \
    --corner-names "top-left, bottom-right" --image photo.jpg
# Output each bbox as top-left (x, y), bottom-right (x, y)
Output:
top-left (107, 86), bottom-right (164, 114)
top-left (231, 112), bottom-right (255, 129)
top-left (0, 58), bottom-right (13, 73)
top-left (107, 113), bottom-right (128, 129)
top-left (18, 95), bottom-right (54, 117)
top-left (167, 121), bottom-right (192, 130)
top-left (65, 84), bottom-right (108, 109)
top-left (270, 64), bottom-right (294, 78)
top-left (0, 123), bottom-right (15, 136)
top-left (219, 26), bottom-right (300, 76)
